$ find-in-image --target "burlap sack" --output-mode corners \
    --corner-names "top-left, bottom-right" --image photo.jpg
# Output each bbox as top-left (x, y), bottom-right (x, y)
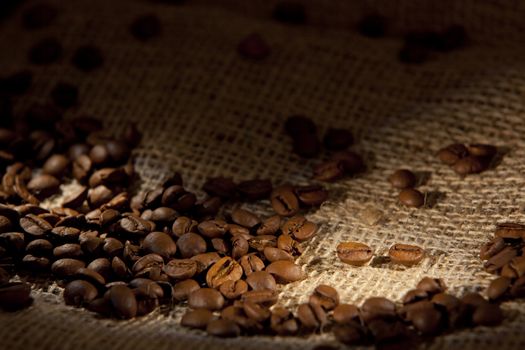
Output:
top-left (1, 0), bottom-right (525, 349)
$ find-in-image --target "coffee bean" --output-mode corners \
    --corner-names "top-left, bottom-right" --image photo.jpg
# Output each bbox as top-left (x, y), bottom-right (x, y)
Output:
top-left (410, 307), bottom-right (442, 335)
top-left (87, 258), bottom-right (112, 281)
top-left (236, 179), bottom-right (272, 201)
top-left (333, 303), bottom-right (360, 325)
top-left (243, 301), bottom-right (271, 322)
top-left (297, 302), bottom-right (327, 331)
top-left (416, 277), bottom-right (446, 295)
top-left (453, 156), bottom-right (487, 175)
top-left (240, 254), bottom-right (265, 275)
top-left (22, 254), bottom-right (50, 270)
top-left (119, 215), bottom-right (152, 236)
top-left (14, 174), bottom-right (40, 205)
top-left (402, 289), bottom-right (429, 305)
top-left (206, 257), bottom-right (243, 289)
top-left (53, 243), bottom-right (83, 259)
top-left (102, 238), bottom-right (123, 257)
top-left (495, 223), bottom-right (525, 239)
top-left (177, 233), bottom-right (207, 258)
top-left (431, 293), bottom-right (461, 315)
top-left (398, 189), bottom-right (424, 208)
top-left (437, 143), bottom-right (468, 165)
top-left (172, 216), bottom-right (198, 237)
top-left (198, 219), bottom-right (228, 238)
top-left (467, 144), bottom-right (497, 159)
top-left (51, 82), bottom-right (78, 109)
top-left (241, 290), bottom-right (279, 306)
top-left (282, 215), bottom-right (317, 242)
top-left (358, 14), bottom-right (387, 38)
top-left (89, 168), bottom-right (128, 188)
top-left (219, 280), bottom-right (248, 300)
top-left (388, 169), bottom-right (417, 189)
top-left (188, 288), bottom-right (224, 311)
top-left (130, 278), bottom-right (164, 299)
top-left (277, 234), bottom-right (303, 256)
top-left (220, 305), bottom-right (260, 331)
top-left (361, 297), bottom-right (396, 322)
top-left (72, 45), bottom-right (104, 72)
top-left (484, 246), bottom-right (517, 273)
top-left (22, 3), bottom-right (57, 29)
top-left (28, 38), bottom-right (62, 65)
top-left (270, 306), bottom-right (298, 335)
top-left (211, 238), bottom-right (229, 255)
top-left (331, 151), bottom-right (365, 175)
top-left (265, 260), bottom-right (303, 284)
top-left (51, 258), bottom-right (85, 278)
top-left (237, 33), bottom-right (270, 60)
top-left (248, 235), bottom-right (277, 252)
top-left (203, 177), bottom-right (236, 198)
top-left (0, 282), bottom-right (32, 311)
top-left (336, 241), bottom-right (373, 266)
top-left (461, 293), bottom-right (488, 309)
top-left (42, 154), bottom-right (69, 178)
top-left (270, 185), bottom-right (299, 217)
top-left (73, 268), bottom-right (106, 287)
top-left (163, 259), bottom-right (197, 280)
top-left (472, 303), bottom-right (503, 327)
top-left (256, 215), bottom-right (281, 236)
top-left (263, 247), bottom-right (293, 262)
top-left (181, 308), bottom-right (216, 329)
top-left (142, 231), bottom-right (177, 259)
top-left (501, 256), bottom-right (525, 279)
top-left (27, 174), bottom-right (60, 199)
top-left (63, 280), bottom-right (98, 307)
top-left (510, 276), bottom-right (525, 298)
top-left (295, 185), bottom-right (328, 207)
top-left (245, 271), bottom-right (276, 291)
top-left (132, 254), bottom-right (164, 275)
top-left (161, 186), bottom-right (196, 212)
top-left (313, 160), bottom-right (344, 182)
top-left (109, 285), bottom-right (137, 319)
top-left (231, 208), bottom-right (260, 228)
top-left (389, 244), bottom-right (425, 266)
top-left (309, 284), bottom-right (339, 311)
top-left (333, 323), bottom-right (365, 345)
top-left (487, 277), bottom-right (511, 301)
top-left (229, 235), bottom-right (248, 260)
top-left (20, 214), bottom-right (52, 236)
top-left (105, 140), bottom-right (130, 164)
top-left (88, 186), bottom-right (114, 209)
top-left (323, 128), bottom-right (353, 151)
top-left (480, 237), bottom-right (506, 260)
top-left (0, 267), bottom-right (10, 285)
top-left (0, 215), bottom-right (12, 233)
top-left (50, 226), bottom-right (80, 241)
top-left (173, 279), bottom-right (200, 302)
top-left (130, 14), bottom-right (161, 41)
top-left (206, 319), bottom-right (241, 338)
top-left (191, 252), bottom-right (221, 274)
top-left (25, 239), bottom-right (53, 256)
top-left (72, 154), bottom-right (92, 182)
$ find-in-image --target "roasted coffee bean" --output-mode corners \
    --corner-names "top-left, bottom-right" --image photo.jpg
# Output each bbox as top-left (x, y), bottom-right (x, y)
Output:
top-left (236, 179), bottom-right (272, 201)
top-left (68, 143), bottom-right (90, 160)
top-left (388, 169), bottom-right (417, 189)
top-left (417, 277), bottom-right (446, 295)
top-left (73, 268), bottom-right (106, 287)
top-left (219, 280), bottom-right (248, 300)
top-left (42, 154), bottom-right (69, 178)
top-left (0, 215), bottom-right (12, 233)
top-left (50, 226), bottom-right (80, 241)
top-left (172, 216), bottom-right (198, 237)
top-left (402, 289), bottom-right (429, 305)
top-left (331, 151), bottom-right (365, 175)
top-left (25, 239), bottom-right (53, 256)
top-left (72, 45), bottom-right (104, 72)
top-left (88, 185), bottom-right (114, 209)
top-left (0, 231), bottom-right (25, 253)
top-left (0, 282), bottom-right (32, 311)
top-left (243, 301), bottom-right (271, 322)
top-left (132, 254), bottom-right (164, 274)
top-left (297, 302), bottom-right (327, 330)
top-left (105, 140), bottom-right (130, 164)
top-left (211, 238), bottom-right (229, 255)
top-left (206, 257), bottom-right (243, 289)
top-left (188, 288), bottom-right (224, 311)
top-left (177, 232), bottom-right (207, 258)
top-left (461, 293), bottom-right (488, 309)
top-left (191, 252), bottom-right (221, 274)
top-left (231, 235), bottom-right (249, 260)
top-left (198, 220), bottom-right (228, 239)
top-left (295, 185), bottom-right (328, 207)
top-left (194, 196), bottom-right (222, 217)
top-left (270, 306), bottom-right (298, 335)
top-left (80, 236), bottom-right (104, 256)
top-left (72, 154), bottom-right (92, 182)
top-left (480, 237), bottom-right (506, 260)
top-left (20, 214), bottom-right (52, 236)
top-left (472, 303), bottom-right (503, 327)
top-left (119, 215), bottom-right (151, 236)
top-left (264, 247), bottom-right (293, 262)
top-left (282, 215), bottom-right (317, 242)
top-left (313, 160), bottom-right (344, 182)
top-left (266, 260), bottom-right (303, 284)
top-left (241, 290), bottom-right (278, 306)
top-left (361, 297), bottom-right (396, 322)
top-left (53, 243), bottom-right (83, 259)
top-left (89, 168), bottom-right (128, 188)
top-left (89, 144), bottom-right (110, 166)
top-left (22, 254), bottom-right (50, 270)
top-left (246, 271), bottom-right (277, 291)
top-left (333, 303), bottom-right (360, 325)
top-left (51, 258), bottom-right (85, 278)
top-left (357, 14), bottom-right (387, 38)
top-left (410, 307), bottom-right (442, 335)
top-left (277, 234), bottom-right (303, 256)
top-left (431, 293), bottom-right (462, 316)
top-left (323, 128), bottom-right (353, 151)
top-left (495, 223), bottom-right (525, 239)
top-left (130, 14), bottom-right (161, 41)
top-left (309, 284), bottom-right (339, 311)
top-left (15, 175), bottom-right (40, 204)
top-left (0, 267), bottom-right (10, 285)
top-left (206, 319), bottom-right (241, 338)
top-left (388, 243), bottom-right (425, 266)
top-left (453, 156), bottom-right (487, 175)
top-left (436, 143), bottom-right (468, 165)
top-left (270, 185), bottom-right (299, 217)
top-left (142, 231), bottom-right (177, 259)
top-left (27, 174), bottom-right (60, 199)
top-left (248, 235), bottom-right (277, 252)
top-left (203, 177), bottom-right (236, 198)
top-left (109, 285), bottom-right (137, 319)
top-left (103, 238), bottom-right (124, 257)
top-left (237, 33), bottom-right (270, 60)
top-left (161, 186), bottom-right (195, 211)
top-left (240, 254), bottom-right (265, 276)
top-left (484, 246), bottom-right (517, 273)
top-left (510, 276), bottom-right (525, 298)
top-left (136, 298), bottom-right (159, 316)
top-left (163, 259), bottom-right (197, 280)
top-left (173, 279), bottom-right (200, 302)
top-left (51, 82), bottom-right (78, 109)
top-left (181, 308), bottom-right (216, 329)
top-left (130, 279), bottom-right (164, 299)
top-left (333, 323), bottom-right (365, 345)
top-left (111, 256), bottom-right (130, 280)
top-left (63, 280), bottom-right (98, 307)
top-left (398, 189), bottom-right (424, 208)
top-left (88, 258), bottom-right (112, 281)
top-left (487, 277), bottom-right (511, 301)
top-left (501, 256), bottom-right (525, 279)
top-left (28, 38), bottom-right (62, 65)
top-left (467, 144), bottom-right (497, 159)
top-left (255, 215), bottom-right (280, 236)
top-left (231, 208), bottom-right (260, 228)
top-left (336, 241), bottom-right (373, 266)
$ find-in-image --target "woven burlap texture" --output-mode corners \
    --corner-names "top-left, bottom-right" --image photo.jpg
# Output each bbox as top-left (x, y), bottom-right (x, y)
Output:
top-left (1, 0), bottom-right (525, 349)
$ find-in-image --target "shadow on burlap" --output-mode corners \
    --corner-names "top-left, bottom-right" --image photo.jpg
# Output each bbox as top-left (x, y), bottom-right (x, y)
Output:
top-left (1, 0), bottom-right (525, 349)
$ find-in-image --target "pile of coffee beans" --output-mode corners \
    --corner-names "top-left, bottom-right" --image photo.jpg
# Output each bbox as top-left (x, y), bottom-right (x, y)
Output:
top-left (336, 241), bottom-right (425, 267)
top-left (388, 169), bottom-right (425, 208)
top-left (437, 143), bottom-right (497, 176)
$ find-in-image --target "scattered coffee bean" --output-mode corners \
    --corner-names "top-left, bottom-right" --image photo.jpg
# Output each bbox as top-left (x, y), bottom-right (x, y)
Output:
top-left (206, 319), bottom-right (241, 338)
top-left (109, 285), bottom-right (137, 319)
top-left (360, 297), bottom-right (396, 322)
top-left (246, 271), bottom-right (276, 291)
top-left (398, 188), bottom-right (424, 208)
top-left (495, 223), bottom-right (525, 240)
top-left (437, 143), bottom-right (468, 165)
top-left (309, 284), bottom-right (339, 311)
top-left (0, 282), bottom-right (32, 311)
top-left (142, 231), bottom-right (177, 259)
top-left (281, 215), bottom-right (317, 242)
top-left (188, 288), bottom-right (225, 311)
top-left (336, 241), bottom-right (373, 266)
top-left (333, 303), bottom-right (360, 325)
top-left (20, 214), bottom-right (52, 236)
top-left (472, 303), bottom-right (503, 327)
top-left (388, 244), bottom-right (425, 266)
top-left (63, 280), bottom-right (98, 307)
top-left (206, 257), bottom-right (243, 289)
top-left (181, 308), bottom-right (216, 330)
top-left (270, 185), bottom-right (299, 217)
top-left (480, 237), bottom-right (506, 260)
top-left (266, 260), bottom-right (303, 284)
top-left (487, 276), bottom-right (511, 301)
top-left (453, 156), bottom-right (487, 175)
top-left (231, 208), bottom-right (260, 228)
top-left (388, 169), bottom-right (417, 189)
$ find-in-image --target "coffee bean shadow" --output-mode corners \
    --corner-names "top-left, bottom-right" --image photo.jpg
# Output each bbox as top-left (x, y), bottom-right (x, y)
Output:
top-left (414, 171), bottom-right (431, 187)
top-left (424, 191), bottom-right (446, 208)
top-left (489, 146), bottom-right (511, 170)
